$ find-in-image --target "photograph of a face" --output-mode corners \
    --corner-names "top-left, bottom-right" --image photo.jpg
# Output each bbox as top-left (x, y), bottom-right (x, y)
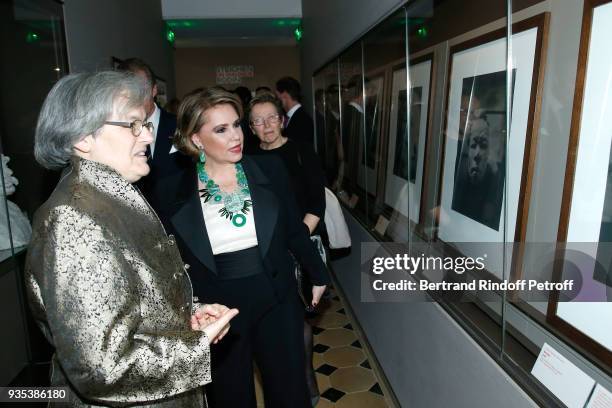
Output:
top-left (450, 70), bottom-right (509, 231)
top-left (393, 87), bottom-right (423, 183)
top-left (383, 59), bottom-right (432, 224)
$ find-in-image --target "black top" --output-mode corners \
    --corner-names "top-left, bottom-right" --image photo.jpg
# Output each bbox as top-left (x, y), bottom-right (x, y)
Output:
top-left (283, 106), bottom-right (314, 145)
top-left (148, 155), bottom-right (330, 302)
top-left (214, 246), bottom-right (265, 280)
top-left (253, 139), bottom-right (326, 234)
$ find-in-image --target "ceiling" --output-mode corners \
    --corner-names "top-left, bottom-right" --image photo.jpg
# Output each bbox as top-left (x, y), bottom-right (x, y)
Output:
top-left (166, 18), bottom-right (302, 47)
top-left (161, 0), bottom-right (302, 47)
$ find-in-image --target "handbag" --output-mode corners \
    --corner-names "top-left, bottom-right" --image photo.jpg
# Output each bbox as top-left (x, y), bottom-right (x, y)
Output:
top-left (294, 235), bottom-right (327, 312)
top-left (294, 260), bottom-right (314, 312)
top-left (324, 188), bottom-right (351, 249)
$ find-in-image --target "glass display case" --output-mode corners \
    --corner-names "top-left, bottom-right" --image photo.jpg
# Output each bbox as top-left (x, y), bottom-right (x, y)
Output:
top-left (0, 0), bottom-right (67, 385)
top-left (313, 0), bottom-right (612, 405)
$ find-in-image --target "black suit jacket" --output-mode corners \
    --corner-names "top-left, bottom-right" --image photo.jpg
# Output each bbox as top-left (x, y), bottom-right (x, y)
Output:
top-left (138, 108), bottom-right (189, 202)
top-left (149, 155), bottom-right (329, 303)
top-left (150, 108), bottom-right (177, 171)
top-left (284, 106), bottom-right (314, 145)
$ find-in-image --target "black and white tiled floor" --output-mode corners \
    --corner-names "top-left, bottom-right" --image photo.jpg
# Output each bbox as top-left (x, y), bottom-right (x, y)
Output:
top-left (256, 286), bottom-right (393, 407)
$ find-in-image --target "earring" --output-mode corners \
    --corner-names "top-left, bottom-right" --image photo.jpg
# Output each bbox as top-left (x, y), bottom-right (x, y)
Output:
top-left (198, 149), bottom-right (206, 164)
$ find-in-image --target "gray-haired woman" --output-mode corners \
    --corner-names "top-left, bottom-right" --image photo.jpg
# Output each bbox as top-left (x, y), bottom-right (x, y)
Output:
top-left (26, 71), bottom-right (237, 407)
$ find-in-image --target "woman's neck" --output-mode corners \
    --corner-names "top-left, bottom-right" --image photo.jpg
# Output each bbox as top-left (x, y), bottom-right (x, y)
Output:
top-left (204, 159), bottom-right (236, 181)
top-left (260, 135), bottom-right (287, 150)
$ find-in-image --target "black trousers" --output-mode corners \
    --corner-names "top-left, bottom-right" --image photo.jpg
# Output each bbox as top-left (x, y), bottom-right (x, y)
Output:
top-left (205, 272), bottom-right (310, 408)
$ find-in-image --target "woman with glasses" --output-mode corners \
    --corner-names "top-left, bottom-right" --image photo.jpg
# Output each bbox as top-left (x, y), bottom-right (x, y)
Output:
top-left (26, 71), bottom-right (238, 407)
top-left (149, 88), bottom-right (329, 408)
top-left (248, 93), bottom-right (327, 406)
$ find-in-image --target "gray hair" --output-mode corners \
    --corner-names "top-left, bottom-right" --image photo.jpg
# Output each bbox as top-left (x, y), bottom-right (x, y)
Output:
top-left (34, 71), bottom-right (150, 170)
top-left (247, 93), bottom-right (284, 122)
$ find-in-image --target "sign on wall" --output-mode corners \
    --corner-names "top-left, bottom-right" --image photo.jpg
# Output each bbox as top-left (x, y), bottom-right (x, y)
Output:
top-left (216, 65), bottom-right (255, 85)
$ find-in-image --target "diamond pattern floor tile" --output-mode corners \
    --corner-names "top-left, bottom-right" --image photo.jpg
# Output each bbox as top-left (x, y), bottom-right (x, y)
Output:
top-left (321, 387), bottom-right (345, 403)
top-left (316, 328), bottom-right (357, 348)
top-left (254, 281), bottom-right (393, 407)
top-left (316, 363), bottom-right (338, 376)
top-left (323, 346), bottom-right (366, 368)
top-left (330, 366), bottom-right (377, 393)
top-left (334, 391), bottom-right (388, 408)
top-left (311, 312), bottom-right (350, 329)
top-left (316, 372), bottom-right (331, 393)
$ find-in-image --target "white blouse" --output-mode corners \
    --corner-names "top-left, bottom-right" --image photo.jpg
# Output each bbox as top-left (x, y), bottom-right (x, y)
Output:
top-left (201, 195), bottom-right (258, 255)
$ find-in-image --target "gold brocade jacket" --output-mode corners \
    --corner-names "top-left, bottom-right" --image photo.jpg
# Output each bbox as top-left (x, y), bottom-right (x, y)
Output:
top-left (25, 158), bottom-right (211, 407)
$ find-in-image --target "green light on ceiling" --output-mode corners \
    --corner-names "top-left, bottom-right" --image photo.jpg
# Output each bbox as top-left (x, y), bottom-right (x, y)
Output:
top-left (416, 26), bottom-right (428, 37)
top-left (166, 20), bottom-right (197, 28)
top-left (275, 19), bottom-right (301, 27)
top-left (294, 26), bottom-right (303, 42)
top-left (166, 27), bottom-right (175, 44)
top-left (26, 32), bottom-right (39, 43)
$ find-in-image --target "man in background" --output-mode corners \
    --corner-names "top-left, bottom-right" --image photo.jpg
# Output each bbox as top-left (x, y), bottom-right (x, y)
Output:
top-left (116, 58), bottom-right (181, 201)
top-left (276, 76), bottom-right (314, 145)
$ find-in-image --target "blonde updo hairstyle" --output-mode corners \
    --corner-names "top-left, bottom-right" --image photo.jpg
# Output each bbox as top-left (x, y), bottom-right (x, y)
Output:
top-left (173, 87), bottom-right (243, 158)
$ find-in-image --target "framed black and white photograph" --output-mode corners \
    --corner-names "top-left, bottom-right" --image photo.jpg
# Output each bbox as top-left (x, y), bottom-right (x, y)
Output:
top-left (436, 14), bottom-right (549, 279)
top-left (450, 70), bottom-right (510, 231)
top-left (357, 75), bottom-right (384, 195)
top-left (384, 55), bottom-right (433, 225)
top-left (549, 0), bottom-right (612, 368)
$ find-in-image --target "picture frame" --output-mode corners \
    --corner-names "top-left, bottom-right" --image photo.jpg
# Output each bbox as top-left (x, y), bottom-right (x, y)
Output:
top-left (435, 13), bottom-right (549, 280)
top-left (383, 54), bottom-right (434, 233)
top-left (548, 0), bottom-right (612, 371)
top-left (357, 74), bottom-right (385, 196)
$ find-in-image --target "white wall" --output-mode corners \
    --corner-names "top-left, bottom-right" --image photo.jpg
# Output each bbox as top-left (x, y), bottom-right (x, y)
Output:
top-left (161, 0), bottom-right (301, 19)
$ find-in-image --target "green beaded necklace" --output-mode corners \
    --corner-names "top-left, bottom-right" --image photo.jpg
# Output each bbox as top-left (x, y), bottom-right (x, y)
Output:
top-left (197, 162), bottom-right (252, 227)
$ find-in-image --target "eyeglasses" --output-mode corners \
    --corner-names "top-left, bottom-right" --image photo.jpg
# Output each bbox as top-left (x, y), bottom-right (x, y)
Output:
top-left (104, 120), bottom-right (154, 137)
top-left (251, 114), bottom-right (282, 127)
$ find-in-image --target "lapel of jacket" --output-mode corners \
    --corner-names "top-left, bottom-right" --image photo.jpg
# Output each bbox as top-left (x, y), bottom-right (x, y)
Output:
top-left (169, 167), bottom-right (218, 274)
top-left (286, 107), bottom-right (299, 131)
top-left (242, 156), bottom-right (278, 258)
top-left (152, 109), bottom-right (172, 167)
